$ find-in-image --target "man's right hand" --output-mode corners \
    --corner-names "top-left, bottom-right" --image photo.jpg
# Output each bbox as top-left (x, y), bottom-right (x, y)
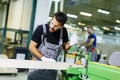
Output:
top-left (41, 56), bottom-right (56, 63)
top-left (69, 34), bottom-right (78, 46)
top-left (69, 40), bottom-right (77, 46)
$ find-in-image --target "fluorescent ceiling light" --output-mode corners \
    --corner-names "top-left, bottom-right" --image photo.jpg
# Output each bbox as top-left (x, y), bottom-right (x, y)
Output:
top-left (103, 27), bottom-right (110, 30)
top-left (48, 17), bottom-right (52, 20)
top-left (67, 13), bottom-right (78, 19)
top-left (84, 27), bottom-right (87, 30)
top-left (64, 24), bottom-right (72, 28)
top-left (52, 0), bottom-right (60, 2)
top-left (78, 22), bottom-right (86, 26)
top-left (114, 27), bottom-right (120, 30)
top-left (116, 20), bottom-right (120, 23)
top-left (76, 27), bottom-right (80, 30)
top-left (93, 27), bottom-right (100, 31)
top-left (47, 17), bottom-right (52, 21)
top-left (97, 9), bottom-right (110, 14)
top-left (80, 12), bottom-right (92, 17)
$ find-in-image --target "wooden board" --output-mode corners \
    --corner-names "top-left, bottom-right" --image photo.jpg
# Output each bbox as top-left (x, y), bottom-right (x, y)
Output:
top-left (0, 59), bottom-right (83, 70)
top-left (0, 54), bottom-right (18, 74)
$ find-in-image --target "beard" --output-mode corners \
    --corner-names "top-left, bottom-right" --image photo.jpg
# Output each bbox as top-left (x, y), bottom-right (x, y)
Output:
top-left (49, 27), bottom-right (55, 32)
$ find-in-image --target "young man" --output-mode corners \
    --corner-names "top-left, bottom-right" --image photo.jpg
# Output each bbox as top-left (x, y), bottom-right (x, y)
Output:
top-left (80, 27), bottom-right (97, 61)
top-left (27, 12), bottom-right (76, 80)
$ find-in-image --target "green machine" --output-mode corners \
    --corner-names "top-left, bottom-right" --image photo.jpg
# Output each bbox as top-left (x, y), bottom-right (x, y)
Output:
top-left (61, 46), bottom-right (120, 80)
top-left (61, 50), bottom-right (91, 80)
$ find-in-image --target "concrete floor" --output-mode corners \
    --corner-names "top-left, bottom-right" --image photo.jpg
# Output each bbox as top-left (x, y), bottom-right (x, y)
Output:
top-left (0, 71), bottom-right (28, 80)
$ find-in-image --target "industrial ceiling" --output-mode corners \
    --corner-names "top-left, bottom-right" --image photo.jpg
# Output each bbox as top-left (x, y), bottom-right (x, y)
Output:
top-left (1, 0), bottom-right (120, 35)
top-left (63, 0), bottom-right (120, 34)
top-left (64, 0), bottom-right (120, 26)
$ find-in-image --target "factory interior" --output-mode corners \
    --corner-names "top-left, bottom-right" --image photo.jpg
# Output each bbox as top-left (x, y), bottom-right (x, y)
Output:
top-left (0, 0), bottom-right (120, 80)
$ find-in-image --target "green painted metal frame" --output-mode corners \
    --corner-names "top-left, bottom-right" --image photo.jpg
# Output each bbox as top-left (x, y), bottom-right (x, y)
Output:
top-left (0, 0), bottom-right (37, 59)
top-left (26, 0), bottom-right (37, 59)
top-left (0, 0), bottom-right (10, 53)
top-left (62, 61), bottom-right (120, 80)
top-left (88, 62), bottom-right (120, 80)
top-left (61, 51), bottom-right (91, 80)
top-left (26, 0), bottom-right (37, 48)
top-left (62, 45), bottom-right (120, 80)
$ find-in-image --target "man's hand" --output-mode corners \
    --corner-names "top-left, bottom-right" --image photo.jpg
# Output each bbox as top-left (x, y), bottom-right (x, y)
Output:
top-left (69, 34), bottom-right (78, 46)
top-left (41, 56), bottom-right (56, 63)
top-left (69, 40), bottom-right (77, 46)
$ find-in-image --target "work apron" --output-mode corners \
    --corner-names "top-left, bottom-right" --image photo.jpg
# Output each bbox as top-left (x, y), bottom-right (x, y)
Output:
top-left (86, 45), bottom-right (97, 61)
top-left (28, 38), bottom-right (63, 80)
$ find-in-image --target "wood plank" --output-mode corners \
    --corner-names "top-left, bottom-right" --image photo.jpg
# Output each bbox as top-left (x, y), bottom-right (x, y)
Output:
top-left (0, 59), bottom-right (83, 70)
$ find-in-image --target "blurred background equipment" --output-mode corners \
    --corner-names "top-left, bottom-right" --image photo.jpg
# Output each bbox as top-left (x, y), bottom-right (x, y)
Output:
top-left (108, 52), bottom-right (120, 66)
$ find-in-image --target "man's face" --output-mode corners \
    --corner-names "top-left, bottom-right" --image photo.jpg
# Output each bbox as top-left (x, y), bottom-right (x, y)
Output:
top-left (49, 17), bottom-right (63, 32)
top-left (87, 27), bottom-right (92, 35)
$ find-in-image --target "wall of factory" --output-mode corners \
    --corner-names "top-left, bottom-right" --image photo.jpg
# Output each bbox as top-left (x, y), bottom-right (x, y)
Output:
top-left (0, 5), bottom-right (5, 28)
top-left (34, 0), bottom-right (52, 30)
top-left (6, 0), bottom-right (33, 41)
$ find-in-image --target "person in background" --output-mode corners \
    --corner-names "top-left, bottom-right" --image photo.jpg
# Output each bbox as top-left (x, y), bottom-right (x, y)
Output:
top-left (27, 11), bottom-right (77, 80)
top-left (80, 27), bottom-right (97, 62)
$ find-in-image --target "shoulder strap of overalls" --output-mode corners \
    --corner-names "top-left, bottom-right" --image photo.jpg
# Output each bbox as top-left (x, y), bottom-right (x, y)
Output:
top-left (42, 24), bottom-right (46, 34)
top-left (59, 28), bottom-right (63, 45)
top-left (42, 24), bottom-right (63, 45)
top-left (41, 24), bottom-right (47, 45)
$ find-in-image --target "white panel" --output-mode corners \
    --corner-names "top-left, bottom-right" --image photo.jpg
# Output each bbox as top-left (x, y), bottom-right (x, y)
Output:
top-left (7, 0), bottom-right (24, 29)
top-left (108, 52), bottom-right (120, 66)
top-left (34, 0), bottom-right (52, 30)
top-left (20, 0), bottom-right (32, 30)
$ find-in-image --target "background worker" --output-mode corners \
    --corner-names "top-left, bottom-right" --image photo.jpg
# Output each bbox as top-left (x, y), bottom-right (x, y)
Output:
top-left (80, 27), bottom-right (97, 62)
top-left (27, 11), bottom-right (77, 80)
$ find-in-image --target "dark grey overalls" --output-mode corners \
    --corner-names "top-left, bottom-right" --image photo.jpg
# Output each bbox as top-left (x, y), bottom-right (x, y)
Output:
top-left (27, 25), bottom-right (63, 80)
top-left (87, 45), bottom-right (97, 61)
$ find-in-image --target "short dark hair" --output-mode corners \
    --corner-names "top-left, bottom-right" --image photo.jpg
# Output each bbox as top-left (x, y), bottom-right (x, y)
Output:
top-left (87, 26), bottom-right (92, 29)
top-left (53, 11), bottom-right (67, 25)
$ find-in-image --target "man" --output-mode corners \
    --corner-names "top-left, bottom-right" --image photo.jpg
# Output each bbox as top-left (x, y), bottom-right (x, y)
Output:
top-left (27, 12), bottom-right (76, 80)
top-left (80, 27), bottom-right (97, 61)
